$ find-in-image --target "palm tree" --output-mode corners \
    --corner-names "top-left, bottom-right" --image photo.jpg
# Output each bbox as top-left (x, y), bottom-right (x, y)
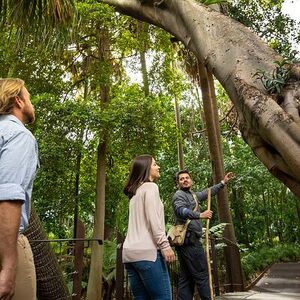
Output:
top-left (0, 2), bottom-right (75, 299)
top-left (0, 0), bottom-right (74, 26)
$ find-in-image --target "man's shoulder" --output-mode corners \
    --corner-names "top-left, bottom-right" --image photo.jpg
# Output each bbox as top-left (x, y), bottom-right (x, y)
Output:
top-left (0, 115), bottom-right (34, 138)
top-left (0, 115), bottom-right (24, 131)
top-left (174, 189), bottom-right (189, 195)
top-left (0, 126), bottom-right (36, 155)
top-left (173, 189), bottom-right (189, 200)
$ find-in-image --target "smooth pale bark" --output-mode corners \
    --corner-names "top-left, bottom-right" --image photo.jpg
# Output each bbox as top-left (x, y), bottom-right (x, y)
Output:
top-left (172, 55), bottom-right (185, 170)
top-left (86, 28), bottom-right (111, 300)
top-left (100, 0), bottom-right (300, 198)
top-left (138, 21), bottom-right (150, 96)
top-left (86, 137), bottom-right (107, 300)
top-left (174, 92), bottom-right (185, 170)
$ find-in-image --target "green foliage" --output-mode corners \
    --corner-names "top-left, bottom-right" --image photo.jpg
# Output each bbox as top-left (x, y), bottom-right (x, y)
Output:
top-left (241, 243), bottom-right (300, 281)
top-left (0, 0), bottom-right (75, 26)
top-left (221, 131), bottom-right (300, 247)
top-left (32, 93), bottom-right (95, 237)
top-left (0, 0), bottom-right (182, 238)
top-left (202, 223), bottom-right (229, 251)
top-left (1, 0), bottom-right (299, 287)
top-left (229, 0), bottom-right (299, 58)
top-left (254, 59), bottom-right (292, 94)
top-left (102, 239), bottom-right (117, 280)
top-left (209, 223), bottom-right (229, 238)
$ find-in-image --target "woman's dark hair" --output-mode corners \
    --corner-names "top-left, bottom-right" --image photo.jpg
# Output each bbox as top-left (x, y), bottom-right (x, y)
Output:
top-left (124, 154), bottom-right (153, 199)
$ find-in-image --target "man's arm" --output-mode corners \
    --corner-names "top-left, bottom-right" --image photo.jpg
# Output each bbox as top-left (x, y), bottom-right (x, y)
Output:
top-left (0, 201), bottom-right (22, 299)
top-left (196, 182), bottom-right (224, 200)
top-left (173, 191), bottom-right (200, 220)
top-left (196, 172), bottom-right (235, 200)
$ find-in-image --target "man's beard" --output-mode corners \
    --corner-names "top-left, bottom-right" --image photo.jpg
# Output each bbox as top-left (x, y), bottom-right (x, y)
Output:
top-left (25, 110), bottom-right (35, 124)
top-left (180, 186), bottom-right (190, 191)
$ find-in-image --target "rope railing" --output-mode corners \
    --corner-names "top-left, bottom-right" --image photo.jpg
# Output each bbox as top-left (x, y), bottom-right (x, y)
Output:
top-left (30, 237), bottom-right (103, 300)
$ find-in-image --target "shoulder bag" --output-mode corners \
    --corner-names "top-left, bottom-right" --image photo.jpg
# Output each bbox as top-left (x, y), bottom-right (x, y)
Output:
top-left (167, 193), bottom-right (198, 247)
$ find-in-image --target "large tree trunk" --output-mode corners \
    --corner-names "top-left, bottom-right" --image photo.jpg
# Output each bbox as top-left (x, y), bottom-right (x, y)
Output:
top-left (86, 27), bottom-right (111, 300)
top-left (101, 0), bottom-right (300, 198)
top-left (137, 21), bottom-right (150, 96)
top-left (174, 90), bottom-right (185, 170)
top-left (73, 81), bottom-right (88, 239)
top-left (197, 61), bottom-right (244, 291)
top-left (172, 50), bottom-right (185, 170)
top-left (86, 136), bottom-right (108, 300)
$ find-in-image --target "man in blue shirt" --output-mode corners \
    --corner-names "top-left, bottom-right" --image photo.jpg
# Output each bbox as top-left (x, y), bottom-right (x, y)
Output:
top-left (0, 78), bottom-right (39, 300)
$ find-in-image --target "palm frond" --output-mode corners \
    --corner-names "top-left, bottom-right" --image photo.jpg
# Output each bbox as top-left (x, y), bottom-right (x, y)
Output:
top-left (0, 0), bottom-right (75, 28)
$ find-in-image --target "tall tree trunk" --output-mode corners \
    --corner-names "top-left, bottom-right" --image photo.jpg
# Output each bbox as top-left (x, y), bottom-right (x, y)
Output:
top-left (262, 193), bottom-right (272, 244)
top-left (136, 20), bottom-right (156, 153)
top-left (86, 27), bottom-right (111, 300)
top-left (197, 61), bottom-right (244, 291)
top-left (73, 133), bottom-right (83, 238)
top-left (73, 81), bottom-right (88, 238)
top-left (137, 21), bottom-right (150, 96)
top-left (101, 0), bottom-right (300, 198)
top-left (174, 92), bottom-right (185, 170)
top-left (24, 208), bottom-right (69, 300)
top-left (86, 135), bottom-right (108, 300)
top-left (172, 52), bottom-right (185, 169)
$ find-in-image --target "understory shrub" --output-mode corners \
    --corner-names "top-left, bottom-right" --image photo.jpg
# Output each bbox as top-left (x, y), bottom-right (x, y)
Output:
top-left (241, 243), bottom-right (300, 283)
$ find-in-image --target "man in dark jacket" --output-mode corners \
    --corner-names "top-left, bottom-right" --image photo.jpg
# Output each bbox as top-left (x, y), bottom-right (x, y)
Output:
top-left (172, 170), bottom-right (233, 300)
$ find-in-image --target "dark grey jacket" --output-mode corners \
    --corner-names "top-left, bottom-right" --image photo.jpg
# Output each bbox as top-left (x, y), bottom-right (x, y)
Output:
top-left (172, 182), bottom-right (225, 238)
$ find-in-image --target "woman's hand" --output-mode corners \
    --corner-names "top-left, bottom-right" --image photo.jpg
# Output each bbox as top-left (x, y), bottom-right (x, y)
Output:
top-left (161, 247), bottom-right (176, 263)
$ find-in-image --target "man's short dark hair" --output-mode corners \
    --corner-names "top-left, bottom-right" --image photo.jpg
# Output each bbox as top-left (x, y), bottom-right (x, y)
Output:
top-left (174, 169), bottom-right (191, 183)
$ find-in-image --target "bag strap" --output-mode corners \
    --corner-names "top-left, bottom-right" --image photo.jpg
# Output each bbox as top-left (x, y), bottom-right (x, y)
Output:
top-left (184, 192), bottom-right (199, 227)
top-left (191, 192), bottom-right (199, 211)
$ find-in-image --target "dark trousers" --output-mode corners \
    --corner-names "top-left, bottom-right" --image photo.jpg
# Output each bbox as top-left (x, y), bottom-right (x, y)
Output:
top-left (176, 240), bottom-right (211, 300)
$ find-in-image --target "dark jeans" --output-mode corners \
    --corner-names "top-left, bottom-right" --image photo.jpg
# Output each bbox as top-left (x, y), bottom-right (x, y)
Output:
top-left (176, 238), bottom-right (211, 300)
top-left (125, 251), bottom-right (172, 300)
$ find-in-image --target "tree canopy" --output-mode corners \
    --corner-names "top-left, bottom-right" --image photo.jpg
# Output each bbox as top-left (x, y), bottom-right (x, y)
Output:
top-left (0, 0), bottom-right (299, 297)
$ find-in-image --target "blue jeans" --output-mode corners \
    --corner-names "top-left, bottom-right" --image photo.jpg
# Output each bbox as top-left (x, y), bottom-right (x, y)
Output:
top-left (125, 251), bottom-right (172, 300)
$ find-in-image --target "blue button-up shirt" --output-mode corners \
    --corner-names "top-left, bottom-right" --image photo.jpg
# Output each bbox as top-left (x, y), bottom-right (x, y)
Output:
top-left (0, 114), bottom-right (39, 233)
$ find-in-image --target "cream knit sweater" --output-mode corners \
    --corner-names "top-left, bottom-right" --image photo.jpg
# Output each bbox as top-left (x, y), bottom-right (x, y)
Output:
top-left (122, 182), bottom-right (171, 263)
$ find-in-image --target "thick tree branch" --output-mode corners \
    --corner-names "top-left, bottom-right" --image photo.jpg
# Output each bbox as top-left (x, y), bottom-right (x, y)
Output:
top-left (99, 0), bottom-right (300, 197)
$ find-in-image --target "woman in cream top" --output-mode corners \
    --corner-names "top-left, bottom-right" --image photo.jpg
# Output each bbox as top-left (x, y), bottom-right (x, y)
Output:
top-left (123, 154), bottom-right (175, 299)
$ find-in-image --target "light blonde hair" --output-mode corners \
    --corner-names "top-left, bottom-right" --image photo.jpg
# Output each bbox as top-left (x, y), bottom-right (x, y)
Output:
top-left (0, 78), bottom-right (25, 114)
